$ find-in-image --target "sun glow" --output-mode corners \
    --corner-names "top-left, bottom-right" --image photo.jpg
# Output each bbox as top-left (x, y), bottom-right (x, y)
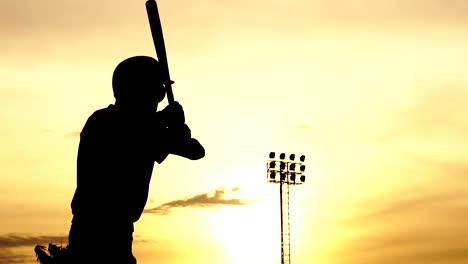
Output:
top-left (209, 203), bottom-right (281, 264)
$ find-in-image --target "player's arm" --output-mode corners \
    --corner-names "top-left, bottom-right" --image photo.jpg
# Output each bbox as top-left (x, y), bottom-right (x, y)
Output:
top-left (165, 123), bottom-right (205, 160)
top-left (156, 102), bottom-right (205, 160)
top-left (169, 137), bottom-right (205, 160)
top-left (151, 121), bottom-right (204, 163)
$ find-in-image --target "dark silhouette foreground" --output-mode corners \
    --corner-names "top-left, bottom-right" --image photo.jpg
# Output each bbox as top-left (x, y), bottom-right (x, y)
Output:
top-left (35, 56), bottom-right (205, 264)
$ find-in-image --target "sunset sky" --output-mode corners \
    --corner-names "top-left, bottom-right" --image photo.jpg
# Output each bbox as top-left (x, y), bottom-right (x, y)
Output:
top-left (1, 0), bottom-right (468, 263)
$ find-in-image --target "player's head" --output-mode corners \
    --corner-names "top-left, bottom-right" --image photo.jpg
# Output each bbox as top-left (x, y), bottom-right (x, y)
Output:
top-left (112, 56), bottom-right (166, 109)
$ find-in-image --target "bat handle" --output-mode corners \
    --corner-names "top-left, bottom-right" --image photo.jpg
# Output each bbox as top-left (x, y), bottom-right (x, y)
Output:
top-left (165, 81), bottom-right (175, 104)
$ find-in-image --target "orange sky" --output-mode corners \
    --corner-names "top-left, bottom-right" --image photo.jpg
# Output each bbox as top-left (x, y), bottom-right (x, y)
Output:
top-left (1, 0), bottom-right (468, 263)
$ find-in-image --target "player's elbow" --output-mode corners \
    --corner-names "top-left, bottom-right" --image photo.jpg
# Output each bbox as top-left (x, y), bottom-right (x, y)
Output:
top-left (187, 140), bottom-right (205, 160)
top-left (171, 138), bottom-right (205, 160)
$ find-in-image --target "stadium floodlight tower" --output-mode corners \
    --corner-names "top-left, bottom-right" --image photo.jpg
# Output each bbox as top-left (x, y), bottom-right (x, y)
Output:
top-left (267, 152), bottom-right (306, 264)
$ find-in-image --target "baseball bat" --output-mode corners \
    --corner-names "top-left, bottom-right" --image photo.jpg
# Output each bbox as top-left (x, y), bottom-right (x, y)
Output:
top-left (146, 0), bottom-right (174, 104)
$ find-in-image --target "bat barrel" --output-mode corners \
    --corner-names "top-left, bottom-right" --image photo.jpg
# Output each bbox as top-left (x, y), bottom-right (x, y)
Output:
top-left (146, 0), bottom-right (174, 104)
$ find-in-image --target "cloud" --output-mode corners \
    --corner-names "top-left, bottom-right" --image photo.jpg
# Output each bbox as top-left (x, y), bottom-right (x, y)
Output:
top-left (144, 187), bottom-right (250, 215)
top-left (334, 162), bottom-right (468, 264)
top-left (66, 131), bottom-right (81, 138)
top-left (345, 189), bottom-right (468, 225)
top-left (333, 187), bottom-right (468, 264)
top-left (0, 234), bottom-right (68, 248)
top-left (370, 82), bottom-right (468, 174)
top-left (327, 135), bottom-right (468, 264)
top-left (3, 0), bottom-right (468, 45)
top-left (0, 250), bottom-right (32, 264)
top-left (0, 234), bottom-right (66, 264)
top-left (388, 82), bottom-right (468, 132)
top-left (0, 0), bottom-right (135, 36)
top-left (318, 0), bottom-right (468, 24)
top-left (3, 0), bottom-right (468, 70)
top-left (343, 151), bottom-right (468, 225)
top-left (335, 226), bottom-right (468, 264)
top-left (0, 233), bottom-right (156, 264)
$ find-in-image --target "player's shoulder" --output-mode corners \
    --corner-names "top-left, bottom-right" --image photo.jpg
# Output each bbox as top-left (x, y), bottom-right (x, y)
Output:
top-left (81, 105), bottom-right (118, 136)
top-left (83, 105), bottom-right (117, 127)
top-left (89, 105), bottom-right (117, 119)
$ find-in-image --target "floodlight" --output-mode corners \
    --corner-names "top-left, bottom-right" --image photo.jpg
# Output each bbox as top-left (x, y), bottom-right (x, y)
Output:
top-left (289, 163), bottom-right (296, 171)
top-left (290, 173), bottom-right (296, 182)
top-left (280, 173), bottom-right (286, 181)
top-left (265, 150), bottom-right (306, 262)
top-left (280, 162), bottom-right (286, 170)
top-left (269, 161), bottom-right (276, 169)
top-left (269, 171), bottom-right (276, 179)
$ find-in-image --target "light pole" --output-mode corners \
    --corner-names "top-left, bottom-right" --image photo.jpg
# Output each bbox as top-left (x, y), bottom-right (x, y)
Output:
top-left (267, 152), bottom-right (306, 264)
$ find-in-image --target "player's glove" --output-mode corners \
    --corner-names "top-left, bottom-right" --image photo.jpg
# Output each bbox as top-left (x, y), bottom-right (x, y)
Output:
top-left (159, 101), bottom-right (185, 126)
top-left (167, 123), bottom-right (191, 143)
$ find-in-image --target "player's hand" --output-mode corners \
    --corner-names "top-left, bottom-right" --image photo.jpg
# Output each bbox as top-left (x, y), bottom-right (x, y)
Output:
top-left (160, 101), bottom-right (185, 126)
top-left (168, 123), bottom-right (191, 142)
